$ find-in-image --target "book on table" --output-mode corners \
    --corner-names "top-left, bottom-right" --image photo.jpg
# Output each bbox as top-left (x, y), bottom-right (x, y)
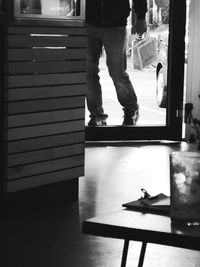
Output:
top-left (122, 193), bottom-right (170, 215)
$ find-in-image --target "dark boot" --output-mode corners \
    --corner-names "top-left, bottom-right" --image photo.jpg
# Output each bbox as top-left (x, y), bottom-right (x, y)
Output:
top-left (88, 114), bottom-right (108, 126)
top-left (122, 109), bottom-right (139, 126)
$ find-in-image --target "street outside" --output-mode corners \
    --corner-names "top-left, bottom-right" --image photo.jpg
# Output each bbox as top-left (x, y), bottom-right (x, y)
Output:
top-left (85, 53), bottom-right (166, 126)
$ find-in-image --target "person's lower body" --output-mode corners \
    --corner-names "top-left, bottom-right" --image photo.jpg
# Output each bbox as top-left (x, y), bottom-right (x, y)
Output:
top-left (86, 25), bottom-right (139, 126)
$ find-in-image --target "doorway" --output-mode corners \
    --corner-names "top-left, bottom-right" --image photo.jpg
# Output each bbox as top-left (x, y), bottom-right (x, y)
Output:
top-left (85, 0), bottom-right (187, 142)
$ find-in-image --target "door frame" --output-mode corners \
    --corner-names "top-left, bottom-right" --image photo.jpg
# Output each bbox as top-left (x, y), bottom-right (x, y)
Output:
top-left (86, 0), bottom-right (186, 141)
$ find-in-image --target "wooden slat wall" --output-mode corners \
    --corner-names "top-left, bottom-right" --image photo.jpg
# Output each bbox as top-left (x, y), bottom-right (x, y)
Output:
top-left (3, 25), bottom-right (86, 193)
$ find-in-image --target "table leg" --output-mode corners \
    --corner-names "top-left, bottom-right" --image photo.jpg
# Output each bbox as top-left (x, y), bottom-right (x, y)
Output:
top-left (138, 241), bottom-right (147, 267)
top-left (121, 239), bottom-right (129, 267)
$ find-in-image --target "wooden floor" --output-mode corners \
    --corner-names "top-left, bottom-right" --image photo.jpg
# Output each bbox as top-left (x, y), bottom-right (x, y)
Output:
top-left (1, 142), bottom-right (200, 267)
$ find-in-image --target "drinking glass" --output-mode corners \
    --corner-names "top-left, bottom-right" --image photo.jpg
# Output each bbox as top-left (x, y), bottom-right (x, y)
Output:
top-left (170, 151), bottom-right (200, 226)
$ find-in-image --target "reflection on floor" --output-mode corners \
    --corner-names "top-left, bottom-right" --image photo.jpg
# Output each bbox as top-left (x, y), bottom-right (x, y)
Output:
top-left (1, 143), bottom-right (200, 267)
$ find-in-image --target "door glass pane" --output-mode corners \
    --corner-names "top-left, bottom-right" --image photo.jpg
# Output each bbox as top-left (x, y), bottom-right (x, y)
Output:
top-left (85, 0), bottom-right (170, 126)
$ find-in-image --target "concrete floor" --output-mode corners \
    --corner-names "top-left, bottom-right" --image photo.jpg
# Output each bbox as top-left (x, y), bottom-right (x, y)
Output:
top-left (1, 143), bottom-right (200, 267)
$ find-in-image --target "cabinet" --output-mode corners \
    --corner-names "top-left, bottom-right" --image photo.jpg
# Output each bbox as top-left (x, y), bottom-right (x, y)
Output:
top-left (0, 1), bottom-right (86, 214)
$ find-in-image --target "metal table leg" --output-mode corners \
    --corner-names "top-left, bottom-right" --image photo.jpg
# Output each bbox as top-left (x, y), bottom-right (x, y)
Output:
top-left (121, 239), bottom-right (129, 267)
top-left (138, 241), bottom-right (147, 267)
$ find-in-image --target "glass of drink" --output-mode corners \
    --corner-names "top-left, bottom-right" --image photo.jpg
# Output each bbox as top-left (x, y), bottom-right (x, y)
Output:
top-left (170, 151), bottom-right (200, 226)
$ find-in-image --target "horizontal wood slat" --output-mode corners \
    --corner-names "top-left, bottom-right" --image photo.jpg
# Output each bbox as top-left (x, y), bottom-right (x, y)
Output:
top-left (6, 166), bottom-right (84, 193)
top-left (7, 96), bottom-right (84, 114)
top-left (6, 84), bottom-right (86, 101)
top-left (7, 35), bottom-right (87, 48)
top-left (7, 72), bottom-right (86, 88)
top-left (7, 108), bottom-right (85, 127)
top-left (7, 143), bottom-right (84, 167)
top-left (8, 48), bottom-right (86, 61)
top-left (7, 154), bottom-right (84, 180)
top-left (7, 132), bottom-right (85, 154)
top-left (6, 60), bottom-right (86, 75)
top-left (6, 120), bottom-right (85, 141)
top-left (8, 26), bottom-right (86, 36)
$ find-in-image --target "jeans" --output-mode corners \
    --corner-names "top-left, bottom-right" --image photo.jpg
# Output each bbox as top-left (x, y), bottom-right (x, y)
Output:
top-left (86, 24), bottom-right (138, 118)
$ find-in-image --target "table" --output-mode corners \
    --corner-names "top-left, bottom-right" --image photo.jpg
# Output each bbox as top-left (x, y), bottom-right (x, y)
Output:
top-left (82, 210), bottom-right (200, 267)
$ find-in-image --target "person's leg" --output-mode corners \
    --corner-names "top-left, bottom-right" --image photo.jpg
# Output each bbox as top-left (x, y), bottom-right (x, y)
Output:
top-left (86, 25), bottom-right (107, 125)
top-left (103, 27), bottom-right (139, 125)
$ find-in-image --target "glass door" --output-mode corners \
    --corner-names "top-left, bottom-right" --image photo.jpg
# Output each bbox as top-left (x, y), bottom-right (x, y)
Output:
top-left (85, 0), bottom-right (187, 141)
